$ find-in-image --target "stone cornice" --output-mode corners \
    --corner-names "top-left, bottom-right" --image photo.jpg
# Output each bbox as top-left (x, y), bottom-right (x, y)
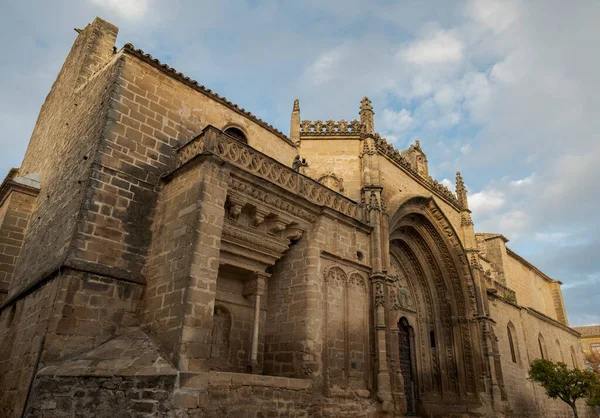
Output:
top-left (488, 293), bottom-right (579, 337)
top-left (0, 170), bottom-right (40, 207)
top-left (121, 44), bottom-right (295, 147)
top-left (526, 307), bottom-right (580, 337)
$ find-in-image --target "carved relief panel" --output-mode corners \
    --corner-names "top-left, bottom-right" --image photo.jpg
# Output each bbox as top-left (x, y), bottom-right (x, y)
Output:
top-left (322, 263), bottom-right (369, 392)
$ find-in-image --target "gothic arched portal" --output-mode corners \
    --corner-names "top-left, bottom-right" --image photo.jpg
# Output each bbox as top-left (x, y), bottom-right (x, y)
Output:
top-left (387, 196), bottom-right (484, 414)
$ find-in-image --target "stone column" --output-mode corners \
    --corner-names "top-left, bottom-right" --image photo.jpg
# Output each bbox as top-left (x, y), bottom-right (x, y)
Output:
top-left (244, 272), bottom-right (268, 374)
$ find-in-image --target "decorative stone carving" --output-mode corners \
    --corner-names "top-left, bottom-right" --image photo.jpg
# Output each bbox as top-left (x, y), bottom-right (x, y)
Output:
top-left (375, 282), bottom-right (384, 307)
top-left (300, 119), bottom-right (362, 135)
top-left (317, 173), bottom-right (344, 193)
top-left (374, 135), bottom-right (460, 208)
top-left (211, 305), bottom-right (231, 347)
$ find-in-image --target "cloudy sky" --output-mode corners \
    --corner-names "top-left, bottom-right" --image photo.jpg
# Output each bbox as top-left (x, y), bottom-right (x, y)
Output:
top-left (1, 0), bottom-right (598, 325)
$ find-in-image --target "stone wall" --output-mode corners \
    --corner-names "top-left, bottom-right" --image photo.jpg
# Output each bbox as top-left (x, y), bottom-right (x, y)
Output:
top-left (265, 211), bottom-right (371, 393)
top-left (489, 294), bottom-right (595, 418)
top-left (0, 268), bottom-right (143, 417)
top-left (298, 138), bottom-right (363, 202)
top-left (142, 156), bottom-right (229, 371)
top-left (379, 157), bottom-right (462, 236)
top-left (174, 371), bottom-right (379, 418)
top-left (0, 277), bottom-right (59, 417)
top-left (10, 19), bottom-right (120, 297)
top-left (26, 375), bottom-right (176, 418)
top-left (505, 251), bottom-right (559, 321)
top-left (117, 52), bottom-right (297, 168)
top-left (42, 270), bottom-right (144, 364)
top-left (0, 189), bottom-right (37, 303)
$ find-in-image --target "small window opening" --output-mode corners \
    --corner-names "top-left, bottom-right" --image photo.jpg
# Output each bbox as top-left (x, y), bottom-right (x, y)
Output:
top-left (224, 127), bottom-right (247, 144)
top-left (430, 331), bottom-right (436, 348)
top-left (508, 326), bottom-right (517, 363)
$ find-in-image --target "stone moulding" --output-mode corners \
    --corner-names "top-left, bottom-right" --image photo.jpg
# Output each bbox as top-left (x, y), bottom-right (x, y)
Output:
top-left (375, 135), bottom-right (461, 209)
top-left (300, 119), bottom-right (362, 136)
top-left (175, 126), bottom-right (364, 222)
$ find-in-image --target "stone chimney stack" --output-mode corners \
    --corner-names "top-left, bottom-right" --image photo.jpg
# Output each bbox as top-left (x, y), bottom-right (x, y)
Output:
top-left (290, 99), bottom-right (300, 143)
top-left (360, 97), bottom-right (374, 135)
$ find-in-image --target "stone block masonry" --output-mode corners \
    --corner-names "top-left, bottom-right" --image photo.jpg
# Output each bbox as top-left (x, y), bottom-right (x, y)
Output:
top-left (0, 15), bottom-right (593, 418)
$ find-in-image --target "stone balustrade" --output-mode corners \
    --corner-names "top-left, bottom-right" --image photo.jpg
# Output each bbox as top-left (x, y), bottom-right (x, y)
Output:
top-left (176, 126), bottom-right (364, 221)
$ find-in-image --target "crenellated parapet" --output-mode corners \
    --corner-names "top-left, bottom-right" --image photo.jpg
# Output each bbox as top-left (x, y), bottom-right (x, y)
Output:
top-left (300, 119), bottom-right (362, 135)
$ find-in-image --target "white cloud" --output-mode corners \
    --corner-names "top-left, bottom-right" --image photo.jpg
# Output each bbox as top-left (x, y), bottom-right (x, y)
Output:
top-left (477, 210), bottom-right (530, 241)
top-left (400, 30), bottom-right (464, 65)
top-left (381, 108), bottom-right (414, 132)
top-left (534, 231), bottom-right (569, 241)
top-left (469, 189), bottom-right (505, 214)
top-left (441, 178), bottom-right (455, 192)
top-left (304, 46), bottom-right (347, 86)
top-left (90, 0), bottom-right (148, 20)
top-left (509, 174), bottom-right (534, 187)
top-left (466, 0), bottom-right (519, 33)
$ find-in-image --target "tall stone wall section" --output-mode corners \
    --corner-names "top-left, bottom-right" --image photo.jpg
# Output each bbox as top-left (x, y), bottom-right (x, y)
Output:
top-left (505, 253), bottom-right (558, 321)
top-left (489, 295), bottom-right (595, 418)
top-left (10, 20), bottom-right (120, 297)
top-left (142, 158), bottom-right (228, 371)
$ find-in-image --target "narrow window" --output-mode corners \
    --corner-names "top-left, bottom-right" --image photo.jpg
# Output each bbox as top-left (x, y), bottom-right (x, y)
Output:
top-left (570, 346), bottom-right (579, 368)
top-left (507, 326), bottom-right (517, 363)
top-left (538, 334), bottom-right (546, 360)
top-left (430, 331), bottom-right (436, 348)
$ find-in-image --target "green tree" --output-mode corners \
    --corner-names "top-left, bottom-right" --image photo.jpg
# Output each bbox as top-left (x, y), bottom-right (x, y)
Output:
top-left (528, 358), bottom-right (600, 418)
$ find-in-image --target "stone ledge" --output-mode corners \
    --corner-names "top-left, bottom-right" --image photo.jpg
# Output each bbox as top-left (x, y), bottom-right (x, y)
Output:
top-left (179, 371), bottom-right (312, 391)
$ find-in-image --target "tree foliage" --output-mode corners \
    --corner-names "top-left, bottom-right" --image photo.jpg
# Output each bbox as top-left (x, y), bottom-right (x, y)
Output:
top-left (528, 358), bottom-right (600, 418)
top-left (585, 351), bottom-right (600, 377)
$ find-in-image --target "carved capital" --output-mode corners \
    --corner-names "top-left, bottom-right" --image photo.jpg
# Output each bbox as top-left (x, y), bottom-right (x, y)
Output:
top-left (243, 272), bottom-right (269, 297)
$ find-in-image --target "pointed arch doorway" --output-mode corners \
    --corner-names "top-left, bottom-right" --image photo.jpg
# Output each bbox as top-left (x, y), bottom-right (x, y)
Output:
top-left (398, 317), bottom-right (416, 415)
top-left (387, 196), bottom-right (484, 415)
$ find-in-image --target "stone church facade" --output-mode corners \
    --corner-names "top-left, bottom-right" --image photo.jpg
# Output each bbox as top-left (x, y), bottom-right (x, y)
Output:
top-left (0, 18), bottom-right (593, 417)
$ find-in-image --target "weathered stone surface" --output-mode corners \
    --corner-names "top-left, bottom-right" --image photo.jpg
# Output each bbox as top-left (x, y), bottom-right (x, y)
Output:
top-left (0, 15), bottom-right (595, 418)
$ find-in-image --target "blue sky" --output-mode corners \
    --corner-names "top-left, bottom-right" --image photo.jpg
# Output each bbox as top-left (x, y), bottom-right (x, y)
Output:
top-left (1, 0), bottom-right (598, 325)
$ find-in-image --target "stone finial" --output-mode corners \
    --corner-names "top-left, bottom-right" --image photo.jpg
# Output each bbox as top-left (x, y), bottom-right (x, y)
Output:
top-left (456, 171), bottom-right (469, 210)
top-left (290, 99), bottom-right (301, 142)
top-left (360, 96), bottom-right (373, 112)
top-left (359, 97), bottom-right (374, 135)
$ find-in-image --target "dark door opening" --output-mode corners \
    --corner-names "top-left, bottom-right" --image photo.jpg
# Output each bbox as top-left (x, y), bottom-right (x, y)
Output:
top-left (399, 317), bottom-right (415, 415)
